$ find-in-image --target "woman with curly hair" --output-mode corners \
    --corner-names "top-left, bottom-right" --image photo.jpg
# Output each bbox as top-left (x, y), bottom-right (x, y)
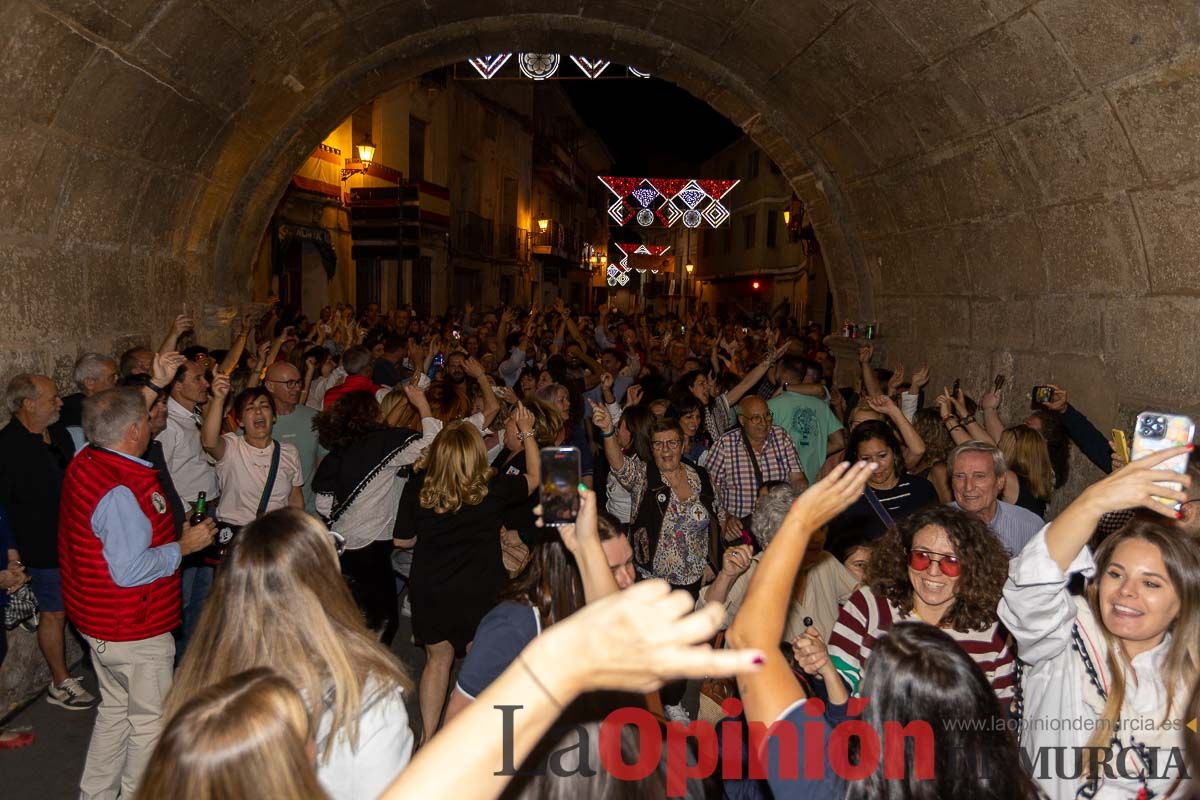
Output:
top-left (396, 409), bottom-right (540, 744)
top-left (824, 504), bottom-right (1016, 702)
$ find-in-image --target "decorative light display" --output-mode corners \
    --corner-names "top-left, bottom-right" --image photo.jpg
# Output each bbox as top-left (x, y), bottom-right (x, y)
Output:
top-left (464, 55), bottom-right (649, 80)
top-left (519, 53), bottom-right (561, 80)
top-left (598, 177), bottom-right (739, 229)
top-left (607, 242), bottom-right (672, 286)
top-left (467, 53), bottom-right (512, 79)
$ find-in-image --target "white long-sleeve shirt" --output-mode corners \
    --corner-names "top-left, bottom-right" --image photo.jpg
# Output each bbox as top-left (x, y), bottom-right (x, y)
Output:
top-left (315, 680), bottom-right (412, 800)
top-left (998, 527), bottom-right (1190, 800)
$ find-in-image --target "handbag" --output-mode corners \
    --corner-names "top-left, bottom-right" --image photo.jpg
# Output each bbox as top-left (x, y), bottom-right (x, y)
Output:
top-left (4, 583), bottom-right (38, 630)
top-left (206, 442), bottom-right (281, 566)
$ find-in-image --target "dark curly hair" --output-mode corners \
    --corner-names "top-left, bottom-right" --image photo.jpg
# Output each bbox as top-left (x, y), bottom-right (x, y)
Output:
top-left (866, 505), bottom-right (1007, 633)
top-left (313, 390), bottom-right (386, 451)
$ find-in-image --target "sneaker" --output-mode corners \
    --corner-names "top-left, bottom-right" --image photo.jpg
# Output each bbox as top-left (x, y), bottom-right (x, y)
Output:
top-left (47, 677), bottom-right (96, 710)
top-left (664, 703), bottom-right (691, 724)
top-left (400, 595), bottom-right (412, 618)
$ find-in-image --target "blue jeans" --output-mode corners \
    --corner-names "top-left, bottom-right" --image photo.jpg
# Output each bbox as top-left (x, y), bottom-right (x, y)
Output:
top-left (177, 564), bottom-right (213, 662)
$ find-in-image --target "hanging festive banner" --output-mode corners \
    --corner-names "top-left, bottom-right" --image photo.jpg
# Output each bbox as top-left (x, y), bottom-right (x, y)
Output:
top-left (598, 176), bottom-right (739, 228)
top-left (607, 242), bottom-right (671, 285)
top-left (459, 55), bottom-right (649, 80)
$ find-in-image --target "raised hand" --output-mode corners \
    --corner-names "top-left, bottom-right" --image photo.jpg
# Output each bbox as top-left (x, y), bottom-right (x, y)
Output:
top-left (782, 460), bottom-right (876, 532)
top-left (210, 373), bottom-right (232, 400)
top-left (171, 314), bottom-right (194, 336)
top-left (624, 384), bottom-right (643, 407)
top-left (887, 364), bottom-right (906, 395)
top-left (1081, 445), bottom-right (1192, 519)
top-left (980, 388), bottom-right (1002, 411)
top-left (590, 400), bottom-right (614, 434)
top-left (866, 394), bottom-right (898, 416)
top-left (402, 383), bottom-right (433, 418)
top-left (909, 364), bottom-right (930, 391)
top-left (152, 351), bottom-right (185, 387)
top-left (514, 402), bottom-right (534, 434)
top-left (463, 357), bottom-right (485, 380)
top-left (857, 343), bottom-right (873, 365)
top-left (1045, 384), bottom-right (1068, 413)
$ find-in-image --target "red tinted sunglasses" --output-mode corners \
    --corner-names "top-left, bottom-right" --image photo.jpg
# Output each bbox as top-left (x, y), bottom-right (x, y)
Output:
top-left (908, 549), bottom-right (961, 577)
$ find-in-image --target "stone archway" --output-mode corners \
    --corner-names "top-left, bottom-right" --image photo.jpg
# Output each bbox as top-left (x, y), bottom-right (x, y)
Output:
top-left (3, 0), bottom-right (1198, 442)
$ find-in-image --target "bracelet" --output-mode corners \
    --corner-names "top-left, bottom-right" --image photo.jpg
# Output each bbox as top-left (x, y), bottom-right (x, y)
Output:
top-left (517, 431), bottom-right (536, 442)
top-left (517, 652), bottom-right (563, 709)
top-left (601, 428), bottom-right (617, 439)
top-left (948, 423), bottom-right (965, 433)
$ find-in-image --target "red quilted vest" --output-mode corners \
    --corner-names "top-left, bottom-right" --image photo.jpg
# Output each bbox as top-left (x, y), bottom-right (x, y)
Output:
top-left (59, 446), bottom-right (181, 642)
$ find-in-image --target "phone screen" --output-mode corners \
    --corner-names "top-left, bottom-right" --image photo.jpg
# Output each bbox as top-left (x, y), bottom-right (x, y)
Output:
top-left (540, 447), bottom-right (581, 527)
top-left (1032, 385), bottom-right (1054, 404)
top-left (994, 374), bottom-right (1006, 392)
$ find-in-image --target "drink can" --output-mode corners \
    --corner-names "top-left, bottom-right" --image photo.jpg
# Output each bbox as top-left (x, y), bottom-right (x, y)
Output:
top-left (865, 322), bottom-right (876, 339)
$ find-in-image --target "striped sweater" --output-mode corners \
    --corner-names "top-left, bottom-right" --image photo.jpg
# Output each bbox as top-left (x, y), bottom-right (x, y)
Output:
top-left (828, 585), bottom-right (1016, 702)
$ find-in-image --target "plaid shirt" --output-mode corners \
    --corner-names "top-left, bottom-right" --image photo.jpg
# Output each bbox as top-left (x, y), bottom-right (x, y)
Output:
top-left (703, 425), bottom-right (803, 518)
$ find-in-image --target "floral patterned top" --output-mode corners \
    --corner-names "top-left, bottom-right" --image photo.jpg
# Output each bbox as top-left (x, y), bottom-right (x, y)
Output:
top-left (612, 455), bottom-right (719, 586)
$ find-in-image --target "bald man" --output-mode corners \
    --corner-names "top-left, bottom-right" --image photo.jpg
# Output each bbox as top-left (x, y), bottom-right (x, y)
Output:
top-left (263, 362), bottom-right (323, 512)
top-left (703, 396), bottom-right (806, 540)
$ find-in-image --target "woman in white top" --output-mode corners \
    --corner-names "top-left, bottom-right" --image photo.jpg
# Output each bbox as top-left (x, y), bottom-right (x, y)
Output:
top-left (999, 446), bottom-right (1200, 800)
top-left (166, 509), bottom-right (413, 800)
top-left (201, 375), bottom-right (304, 527)
top-left (313, 384), bottom-right (441, 646)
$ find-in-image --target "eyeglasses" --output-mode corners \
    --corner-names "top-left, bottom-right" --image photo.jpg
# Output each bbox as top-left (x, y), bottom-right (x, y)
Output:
top-left (739, 413), bottom-right (773, 424)
top-left (266, 379), bottom-right (303, 388)
top-left (651, 439), bottom-right (682, 451)
top-left (908, 549), bottom-right (961, 578)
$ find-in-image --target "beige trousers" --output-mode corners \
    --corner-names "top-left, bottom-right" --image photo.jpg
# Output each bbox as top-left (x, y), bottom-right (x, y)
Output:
top-left (79, 632), bottom-right (175, 800)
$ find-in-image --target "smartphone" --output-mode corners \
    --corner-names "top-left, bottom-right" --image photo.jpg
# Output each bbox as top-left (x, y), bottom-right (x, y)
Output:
top-left (1111, 428), bottom-right (1130, 465)
top-left (539, 447), bottom-right (581, 527)
top-left (993, 374), bottom-right (1006, 392)
top-left (1130, 412), bottom-right (1195, 511)
top-left (1032, 385), bottom-right (1054, 405)
top-left (952, 378), bottom-right (961, 395)
top-left (452, 328), bottom-right (462, 342)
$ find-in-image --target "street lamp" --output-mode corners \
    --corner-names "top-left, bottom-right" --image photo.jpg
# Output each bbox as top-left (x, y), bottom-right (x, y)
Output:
top-left (783, 209), bottom-right (790, 225)
top-left (537, 219), bottom-right (550, 233)
top-left (685, 263), bottom-right (694, 274)
top-left (342, 139), bottom-right (376, 181)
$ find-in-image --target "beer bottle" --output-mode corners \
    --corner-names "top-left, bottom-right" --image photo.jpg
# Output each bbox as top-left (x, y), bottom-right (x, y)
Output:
top-left (190, 492), bottom-right (207, 526)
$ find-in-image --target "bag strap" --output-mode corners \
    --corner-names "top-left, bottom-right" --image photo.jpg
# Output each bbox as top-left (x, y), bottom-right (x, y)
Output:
top-left (739, 428), bottom-right (764, 492)
top-left (256, 442), bottom-right (281, 517)
top-left (863, 485), bottom-right (895, 529)
top-left (327, 433), bottom-right (420, 526)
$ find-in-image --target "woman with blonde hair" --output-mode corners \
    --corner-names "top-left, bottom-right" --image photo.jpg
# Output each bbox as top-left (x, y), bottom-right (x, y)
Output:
top-left (140, 668), bottom-right (325, 800)
top-left (397, 406), bottom-right (540, 744)
top-left (999, 423), bottom-right (1054, 518)
top-left (167, 509), bottom-right (413, 800)
top-left (1000, 446), bottom-right (1200, 800)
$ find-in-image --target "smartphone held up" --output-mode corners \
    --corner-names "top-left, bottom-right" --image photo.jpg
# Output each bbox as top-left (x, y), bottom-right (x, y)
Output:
top-left (1130, 412), bottom-right (1196, 511)
top-left (540, 447), bottom-right (581, 527)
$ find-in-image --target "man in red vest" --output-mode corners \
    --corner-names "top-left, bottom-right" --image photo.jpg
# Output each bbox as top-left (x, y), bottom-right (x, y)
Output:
top-left (59, 387), bottom-right (216, 799)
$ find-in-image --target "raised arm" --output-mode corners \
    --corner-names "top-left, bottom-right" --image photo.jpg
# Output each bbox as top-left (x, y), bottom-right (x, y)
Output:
top-left (590, 401), bottom-right (624, 473)
top-left (950, 387), bottom-right (996, 446)
top-left (979, 387), bottom-right (1005, 443)
top-left (158, 313), bottom-right (193, 355)
top-left (727, 461), bottom-right (874, 725)
top-left (725, 341), bottom-right (789, 407)
top-left (1045, 446), bottom-right (1189, 571)
top-left (200, 373), bottom-right (231, 461)
top-left (143, 352), bottom-right (185, 410)
top-left (512, 402), bottom-right (541, 495)
top-left (552, 488), bottom-right (618, 602)
top-left (380, 581), bottom-right (761, 800)
top-left (217, 313), bottom-right (254, 376)
top-left (858, 344), bottom-right (884, 398)
top-left (464, 357), bottom-right (500, 429)
top-left (866, 394), bottom-right (927, 470)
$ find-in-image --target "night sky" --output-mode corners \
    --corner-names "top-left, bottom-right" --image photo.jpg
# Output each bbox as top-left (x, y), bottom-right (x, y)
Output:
top-left (559, 77), bottom-right (742, 175)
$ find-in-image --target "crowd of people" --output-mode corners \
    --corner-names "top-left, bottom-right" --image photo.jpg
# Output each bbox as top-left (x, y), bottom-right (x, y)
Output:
top-left (0, 296), bottom-right (1198, 800)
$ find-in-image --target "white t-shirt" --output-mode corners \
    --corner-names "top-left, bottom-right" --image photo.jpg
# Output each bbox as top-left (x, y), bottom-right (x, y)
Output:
top-left (215, 433), bottom-right (304, 526)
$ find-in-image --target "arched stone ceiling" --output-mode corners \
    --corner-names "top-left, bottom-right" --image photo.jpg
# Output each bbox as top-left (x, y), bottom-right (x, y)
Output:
top-left (2, 0), bottom-right (1198, 439)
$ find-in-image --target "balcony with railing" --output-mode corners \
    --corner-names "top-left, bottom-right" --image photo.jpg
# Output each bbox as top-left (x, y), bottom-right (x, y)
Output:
top-left (453, 211), bottom-right (494, 257)
top-left (496, 224), bottom-right (530, 263)
top-left (531, 220), bottom-right (582, 261)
